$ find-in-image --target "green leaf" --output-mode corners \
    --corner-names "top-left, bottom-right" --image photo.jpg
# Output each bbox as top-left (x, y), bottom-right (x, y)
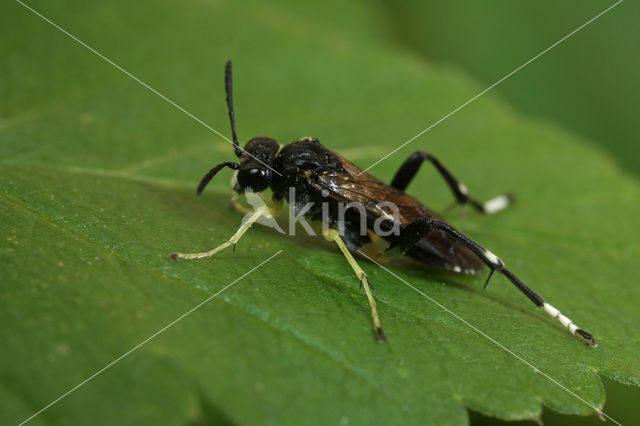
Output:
top-left (1, 1), bottom-right (638, 425)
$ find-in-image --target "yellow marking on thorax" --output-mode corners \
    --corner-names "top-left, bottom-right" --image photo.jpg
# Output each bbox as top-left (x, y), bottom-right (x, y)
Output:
top-left (300, 170), bottom-right (312, 180)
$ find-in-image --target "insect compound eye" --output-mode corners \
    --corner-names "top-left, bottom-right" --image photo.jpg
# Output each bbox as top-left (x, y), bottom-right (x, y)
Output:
top-left (238, 166), bottom-right (272, 192)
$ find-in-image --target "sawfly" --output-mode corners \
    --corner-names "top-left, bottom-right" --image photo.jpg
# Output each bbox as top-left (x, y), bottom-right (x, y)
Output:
top-left (171, 61), bottom-right (596, 347)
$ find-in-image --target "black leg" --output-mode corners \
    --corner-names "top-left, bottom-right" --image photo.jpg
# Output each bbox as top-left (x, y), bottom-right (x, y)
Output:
top-left (390, 217), bottom-right (597, 347)
top-left (390, 151), bottom-right (513, 214)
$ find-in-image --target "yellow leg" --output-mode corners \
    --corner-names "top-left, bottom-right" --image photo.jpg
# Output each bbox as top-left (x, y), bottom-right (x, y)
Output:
top-left (171, 205), bottom-right (269, 260)
top-left (324, 229), bottom-right (386, 341)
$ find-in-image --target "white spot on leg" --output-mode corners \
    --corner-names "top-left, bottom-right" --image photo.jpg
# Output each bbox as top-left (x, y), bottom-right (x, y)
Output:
top-left (559, 314), bottom-right (572, 329)
top-left (482, 249), bottom-right (501, 267)
top-left (543, 303), bottom-right (560, 318)
top-left (458, 183), bottom-right (469, 196)
top-left (543, 303), bottom-right (578, 335)
top-left (483, 195), bottom-right (510, 214)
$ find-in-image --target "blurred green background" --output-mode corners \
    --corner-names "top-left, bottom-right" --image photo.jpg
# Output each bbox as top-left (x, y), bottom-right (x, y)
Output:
top-left (2, 0), bottom-right (639, 425)
top-left (386, 0), bottom-right (640, 178)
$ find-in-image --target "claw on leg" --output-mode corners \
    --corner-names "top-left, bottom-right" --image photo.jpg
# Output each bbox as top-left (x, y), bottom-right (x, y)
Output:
top-left (324, 229), bottom-right (386, 341)
top-left (171, 205), bottom-right (269, 261)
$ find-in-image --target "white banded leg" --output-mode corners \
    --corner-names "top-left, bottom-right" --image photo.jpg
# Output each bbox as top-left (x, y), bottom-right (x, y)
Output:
top-left (477, 247), bottom-right (596, 347)
top-left (542, 303), bottom-right (596, 347)
top-left (480, 249), bottom-right (597, 347)
top-left (171, 205), bottom-right (270, 260)
top-left (393, 218), bottom-right (597, 346)
top-left (390, 151), bottom-right (513, 216)
top-left (324, 229), bottom-right (386, 341)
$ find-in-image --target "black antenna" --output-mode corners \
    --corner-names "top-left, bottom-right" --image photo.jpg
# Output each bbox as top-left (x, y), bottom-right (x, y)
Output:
top-left (197, 162), bottom-right (239, 195)
top-left (225, 60), bottom-right (242, 158)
